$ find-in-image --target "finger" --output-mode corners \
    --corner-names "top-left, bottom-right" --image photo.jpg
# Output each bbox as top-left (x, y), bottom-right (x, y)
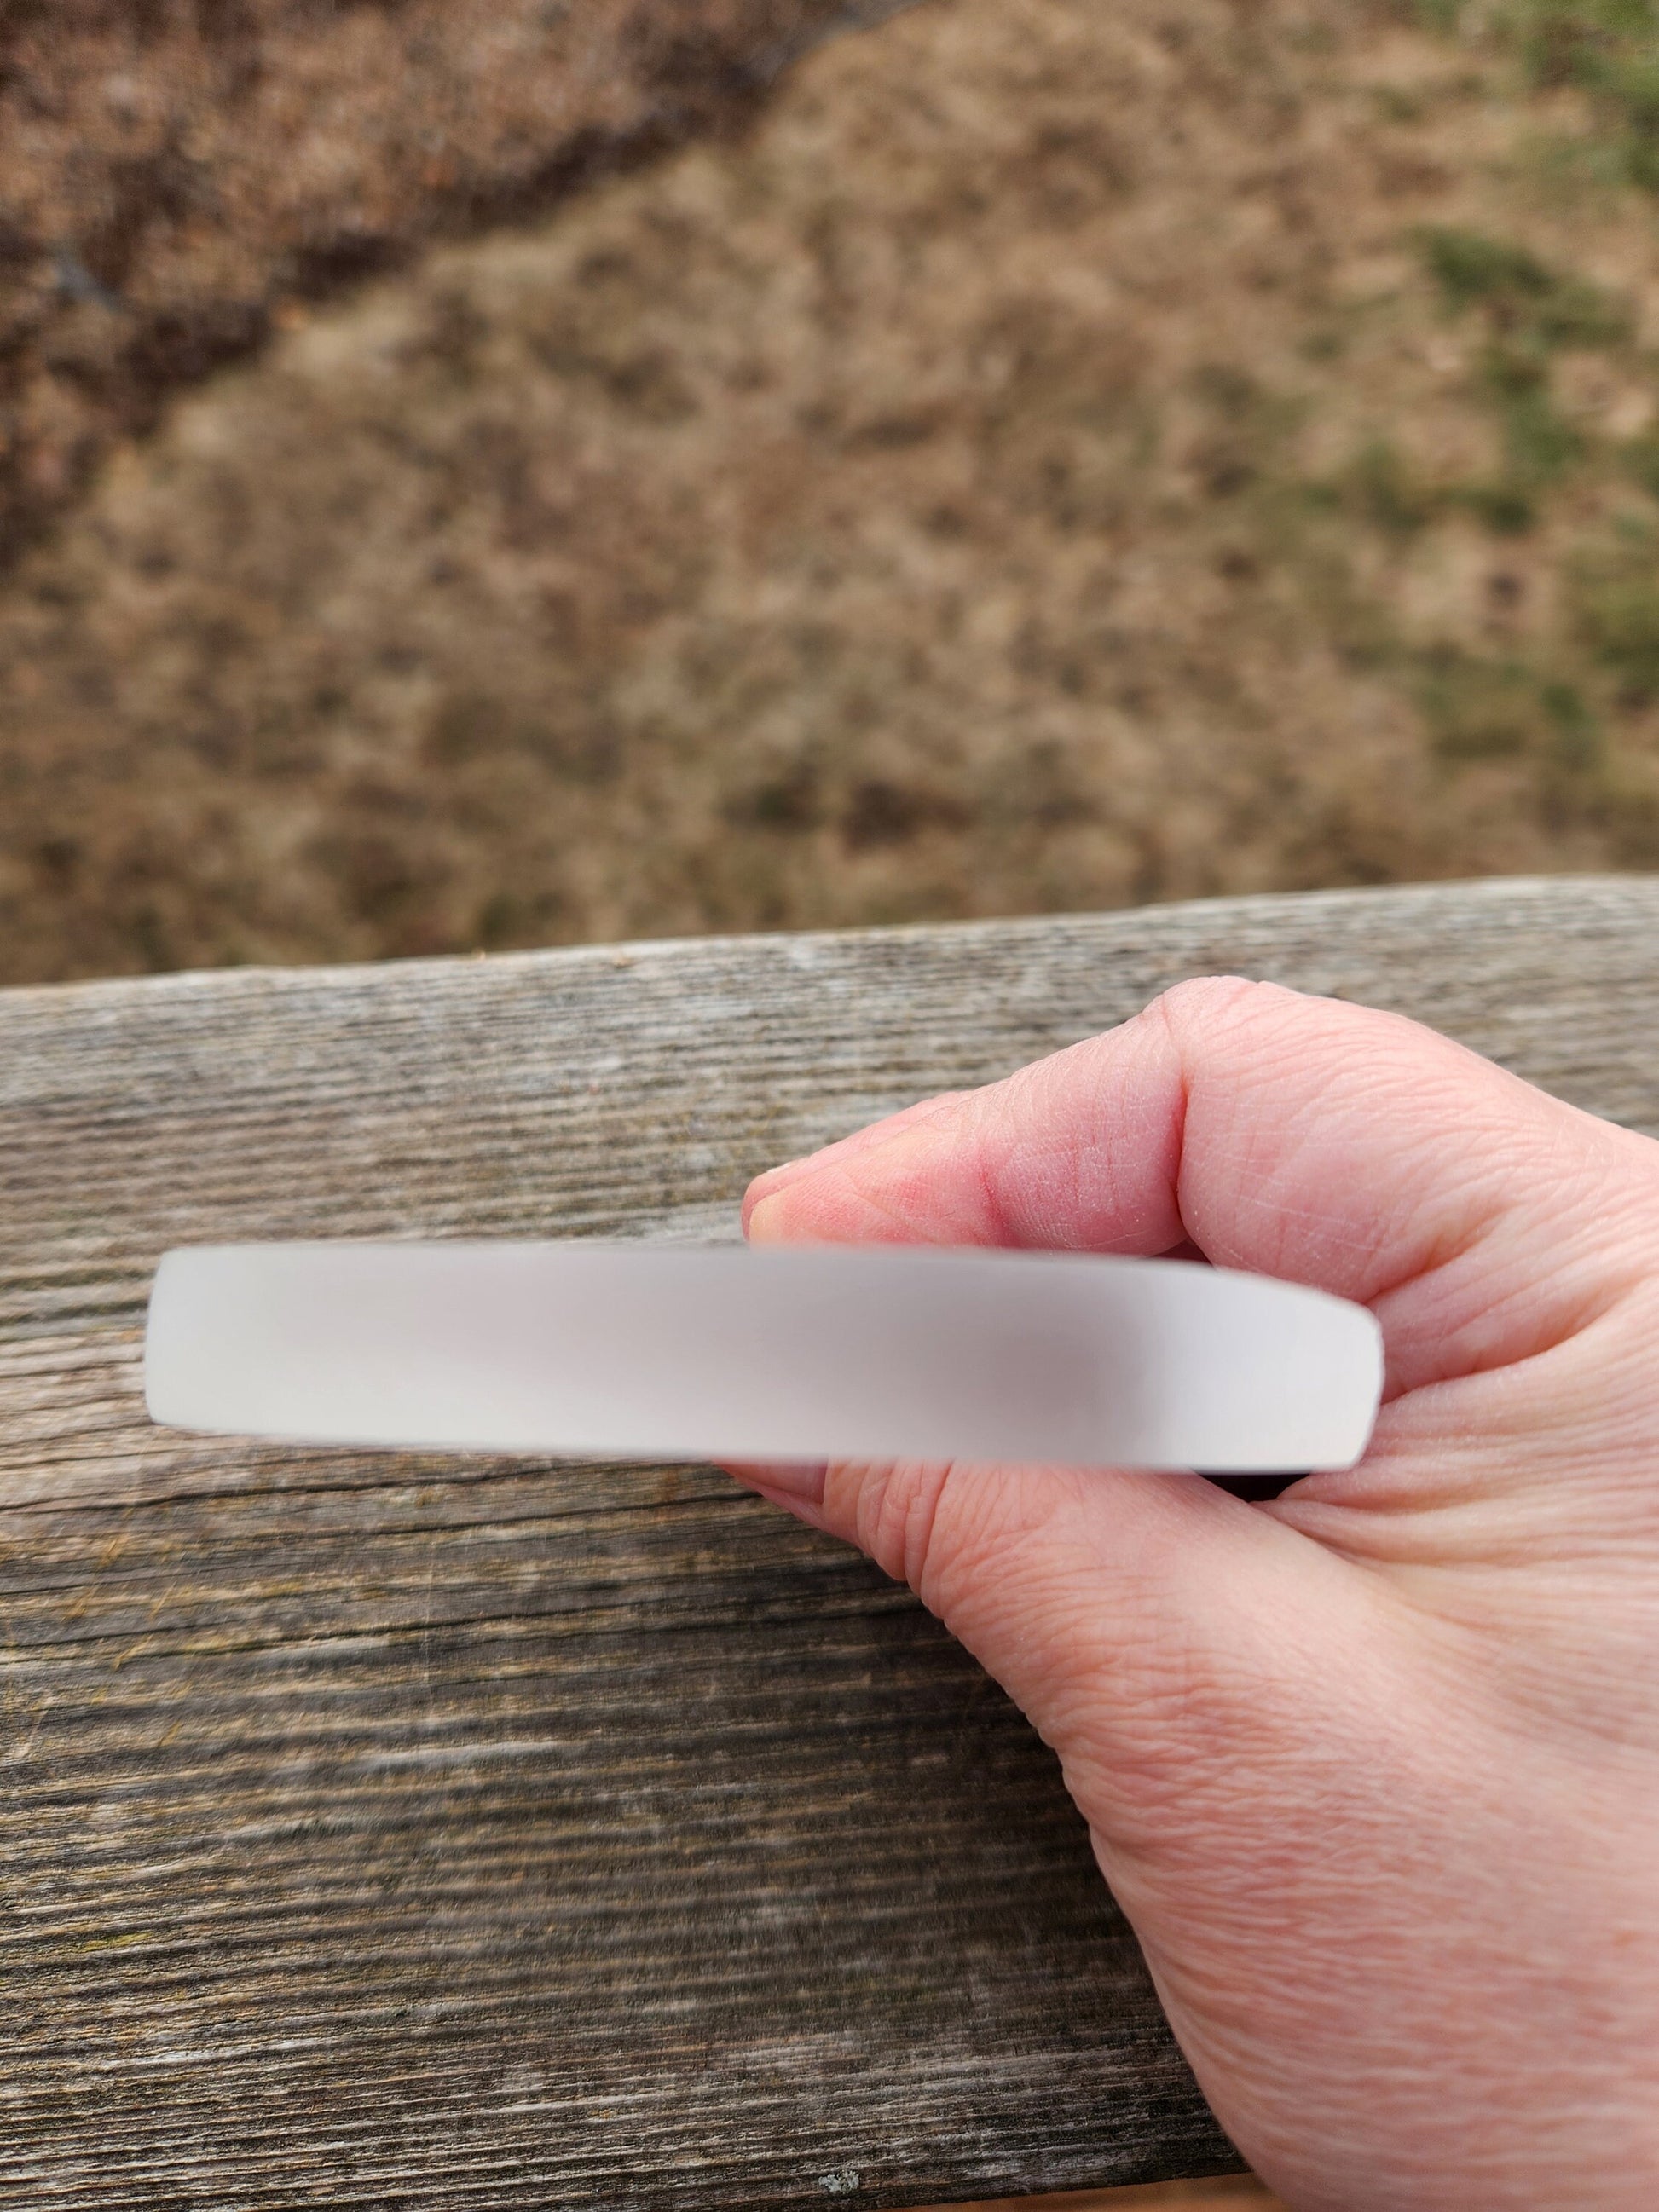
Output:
top-left (743, 1092), bottom-right (971, 1229)
top-left (746, 977), bottom-right (1659, 1398)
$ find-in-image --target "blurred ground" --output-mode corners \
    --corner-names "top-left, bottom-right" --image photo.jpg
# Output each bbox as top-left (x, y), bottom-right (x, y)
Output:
top-left (0, 0), bottom-right (891, 570)
top-left (7, 0), bottom-right (1659, 985)
top-left (0, 10), bottom-right (1598, 2201)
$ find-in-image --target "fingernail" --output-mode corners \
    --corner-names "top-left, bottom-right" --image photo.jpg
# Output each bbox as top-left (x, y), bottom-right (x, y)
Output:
top-left (745, 1192), bottom-right (785, 1243)
top-left (728, 1459), bottom-right (828, 1505)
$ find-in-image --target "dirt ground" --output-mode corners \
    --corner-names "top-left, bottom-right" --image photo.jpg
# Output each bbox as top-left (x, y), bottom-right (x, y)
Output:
top-left (7, 0), bottom-right (1659, 988)
top-left (0, 0), bottom-right (886, 570)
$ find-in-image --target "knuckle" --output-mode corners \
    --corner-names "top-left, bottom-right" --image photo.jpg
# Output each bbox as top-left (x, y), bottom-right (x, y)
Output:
top-left (851, 1458), bottom-right (956, 1597)
top-left (1150, 973), bottom-right (1285, 1042)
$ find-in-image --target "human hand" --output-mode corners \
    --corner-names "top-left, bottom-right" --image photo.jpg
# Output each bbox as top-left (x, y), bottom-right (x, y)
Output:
top-left (725, 979), bottom-right (1659, 2212)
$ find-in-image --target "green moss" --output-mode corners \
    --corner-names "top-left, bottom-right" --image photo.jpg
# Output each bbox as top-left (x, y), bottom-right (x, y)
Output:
top-left (1414, 651), bottom-right (1609, 777)
top-left (1445, 479), bottom-right (1539, 533)
top-left (1399, 228), bottom-right (1622, 528)
top-left (1416, 224), bottom-right (1629, 346)
top-left (1495, 373), bottom-right (1587, 481)
top-left (1418, 224), bottom-right (1561, 309)
top-left (1372, 84), bottom-right (1430, 123)
top-left (1574, 544), bottom-right (1659, 693)
top-left (1620, 430), bottom-right (1659, 497)
top-left (1539, 678), bottom-right (1607, 771)
top-left (1426, 3), bottom-right (1659, 190)
top-left (1344, 439), bottom-right (1438, 536)
top-left (1419, 649), bottom-right (1542, 757)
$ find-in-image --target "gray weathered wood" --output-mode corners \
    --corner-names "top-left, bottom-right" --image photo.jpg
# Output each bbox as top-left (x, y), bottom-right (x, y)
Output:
top-left (3, 875), bottom-right (1657, 2209)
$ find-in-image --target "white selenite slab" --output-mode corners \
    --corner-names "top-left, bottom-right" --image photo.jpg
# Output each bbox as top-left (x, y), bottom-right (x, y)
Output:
top-left (145, 1240), bottom-right (1383, 1472)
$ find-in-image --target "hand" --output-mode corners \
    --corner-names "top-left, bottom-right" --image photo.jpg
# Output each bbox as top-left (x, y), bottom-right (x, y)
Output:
top-left (725, 979), bottom-right (1659, 2212)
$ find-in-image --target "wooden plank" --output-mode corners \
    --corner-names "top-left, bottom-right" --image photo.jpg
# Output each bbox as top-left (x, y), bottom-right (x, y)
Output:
top-left (943, 2186), bottom-right (1278, 2210)
top-left (2, 875), bottom-right (1656, 2209)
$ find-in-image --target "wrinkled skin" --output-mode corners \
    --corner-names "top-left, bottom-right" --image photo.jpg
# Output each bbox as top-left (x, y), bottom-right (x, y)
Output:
top-left (725, 979), bottom-right (1659, 2212)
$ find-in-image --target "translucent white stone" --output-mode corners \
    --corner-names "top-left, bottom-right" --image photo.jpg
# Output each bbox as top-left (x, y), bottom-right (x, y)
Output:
top-left (146, 1241), bottom-right (1383, 1472)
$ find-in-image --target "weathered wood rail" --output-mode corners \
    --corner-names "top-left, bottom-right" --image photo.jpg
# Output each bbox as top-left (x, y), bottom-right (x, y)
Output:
top-left (3, 877), bottom-right (1657, 2210)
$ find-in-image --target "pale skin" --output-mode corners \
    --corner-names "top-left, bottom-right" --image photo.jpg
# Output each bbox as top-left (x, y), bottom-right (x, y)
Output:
top-left (723, 978), bottom-right (1659, 2212)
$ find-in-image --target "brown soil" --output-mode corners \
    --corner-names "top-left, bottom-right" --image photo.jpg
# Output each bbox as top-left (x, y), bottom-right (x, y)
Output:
top-left (7, 0), bottom-right (1659, 984)
top-left (0, 0), bottom-right (895, 570)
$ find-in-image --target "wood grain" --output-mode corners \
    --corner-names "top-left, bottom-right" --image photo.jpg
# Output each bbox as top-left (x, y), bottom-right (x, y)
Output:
top-left (943, 2185), bottom-right (1278, 2210)
top-left (3, 876), bottom-right (1657, 2209)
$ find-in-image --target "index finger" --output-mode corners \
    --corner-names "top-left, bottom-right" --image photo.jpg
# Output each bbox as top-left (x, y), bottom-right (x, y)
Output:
top-left (745, 977), bottom-right (1654, 1398)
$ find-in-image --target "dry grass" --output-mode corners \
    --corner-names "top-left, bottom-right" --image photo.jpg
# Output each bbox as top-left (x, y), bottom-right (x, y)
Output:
top-left (8, 0), bottom-right (1659, 982)
top-left (0, 0), bottom-right (874, 569)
